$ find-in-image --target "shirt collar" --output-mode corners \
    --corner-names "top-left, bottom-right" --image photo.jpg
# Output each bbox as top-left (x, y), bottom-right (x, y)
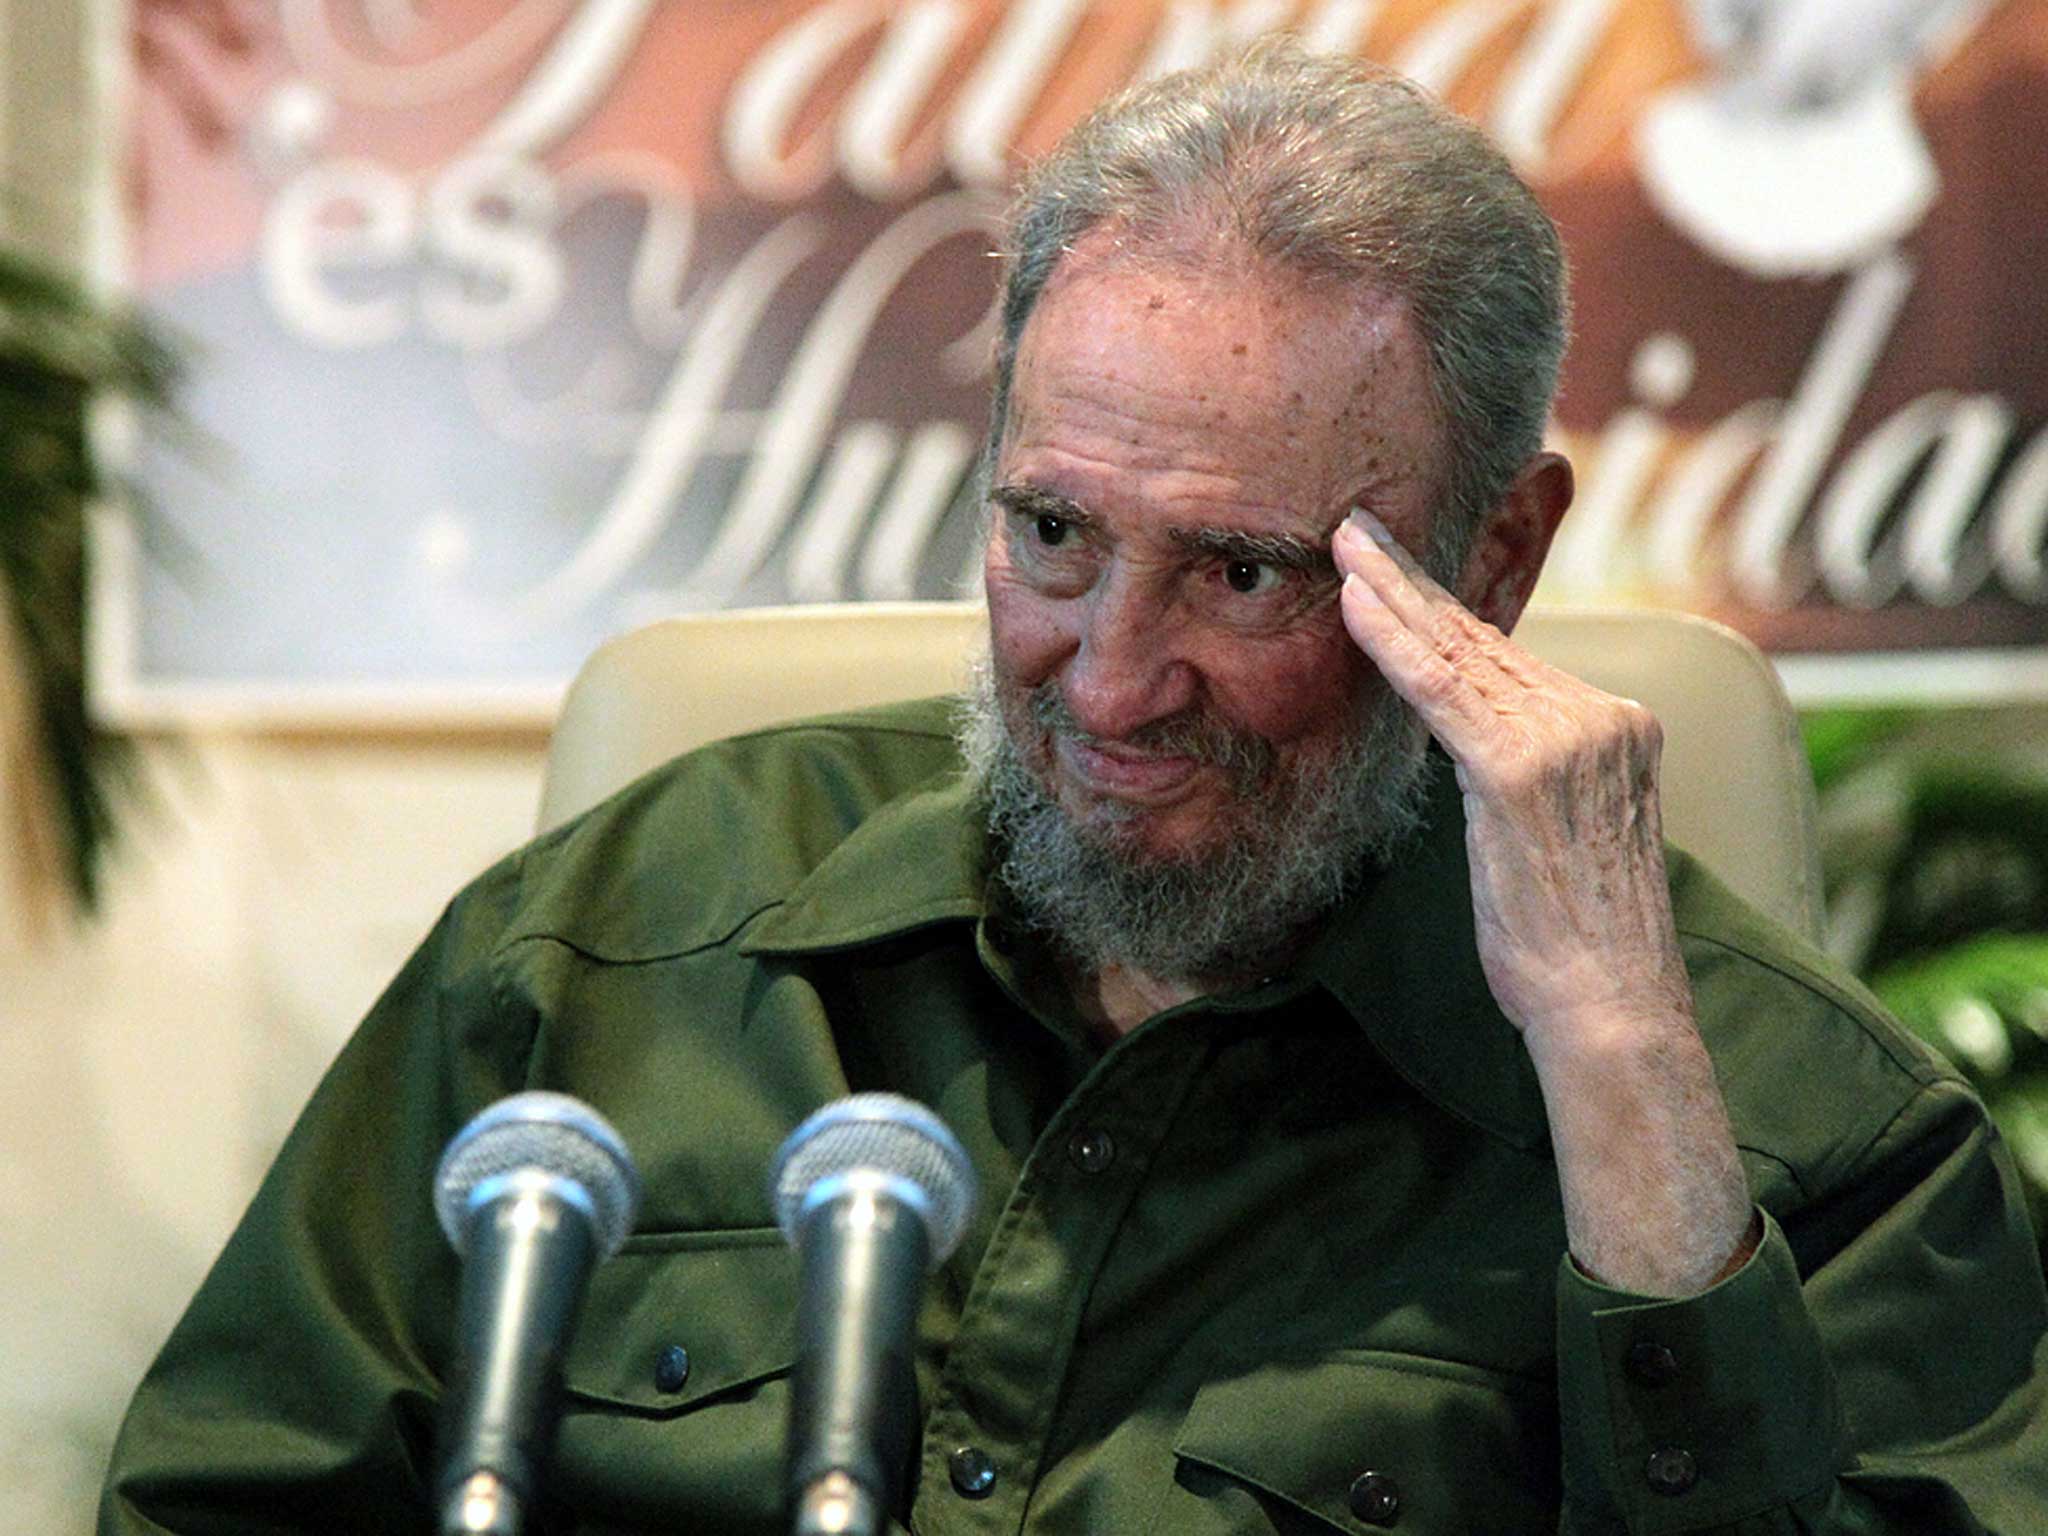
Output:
top-left (742, 750), bottom-right (1548, 1153)
top-left (1297, 759), bottom-right (1550, 1153)
top-left (739, 767), bottom-right (991, 955)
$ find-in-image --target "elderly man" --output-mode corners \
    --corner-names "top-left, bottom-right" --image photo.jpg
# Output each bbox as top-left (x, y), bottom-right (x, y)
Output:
top-left (104, 38), bottom-right (2046, 1536)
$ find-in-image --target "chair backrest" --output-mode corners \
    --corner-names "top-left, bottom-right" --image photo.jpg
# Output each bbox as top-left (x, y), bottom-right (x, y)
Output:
top-left (540, 602), bottom-right (1824, 942)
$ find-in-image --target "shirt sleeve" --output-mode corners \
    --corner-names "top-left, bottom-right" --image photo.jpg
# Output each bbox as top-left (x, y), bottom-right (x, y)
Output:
top-left (97, 865), bottom-right (533, 1536)
top-left (1554, 1077), bottom-right (2048, 1534)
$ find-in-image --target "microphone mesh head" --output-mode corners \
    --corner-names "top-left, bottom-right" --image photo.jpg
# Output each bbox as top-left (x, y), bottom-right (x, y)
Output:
top-left (770, 1093), bottom-right (977, 1263)
top-left (434, 1091), bottom-right (641, 1258)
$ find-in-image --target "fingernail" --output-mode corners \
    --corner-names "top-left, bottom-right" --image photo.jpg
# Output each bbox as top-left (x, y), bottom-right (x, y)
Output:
top-left (1348, 505), bottom-right (1393, 545)
top-left (1343, 572), bottom-right (1382, 605)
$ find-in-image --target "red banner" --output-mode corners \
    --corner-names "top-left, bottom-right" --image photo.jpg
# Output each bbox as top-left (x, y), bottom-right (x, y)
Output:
top-left (107, 1), bottom-right (2048, 718)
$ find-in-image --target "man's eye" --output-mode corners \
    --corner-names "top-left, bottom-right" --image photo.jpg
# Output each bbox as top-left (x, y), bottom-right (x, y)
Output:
top-left (1034, 514), bottom-right (1070, 547)
top-left (1223, 560), bottom-right (1282, 595)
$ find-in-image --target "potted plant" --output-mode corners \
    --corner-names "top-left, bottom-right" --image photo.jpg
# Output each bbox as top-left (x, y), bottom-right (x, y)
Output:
top-left (1808, 708), bottom-right (2048, 1258)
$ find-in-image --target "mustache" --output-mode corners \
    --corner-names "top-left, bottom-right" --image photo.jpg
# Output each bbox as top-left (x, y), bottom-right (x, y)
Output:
top-left (1026, 684), bottom-right (1276, 790)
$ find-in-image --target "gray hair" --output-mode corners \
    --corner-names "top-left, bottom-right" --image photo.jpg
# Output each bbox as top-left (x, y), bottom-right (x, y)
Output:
top-left (987, 35), bottom-right (1569, 576)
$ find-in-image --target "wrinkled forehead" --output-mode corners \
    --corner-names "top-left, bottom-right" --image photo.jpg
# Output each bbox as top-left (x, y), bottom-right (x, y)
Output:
top-left (1031, 218), bottom-right (1404, 338)
top-left (992, 228), bottom-right (1448, 531)
top-left (1011, 225), bottom-right (1440, 433)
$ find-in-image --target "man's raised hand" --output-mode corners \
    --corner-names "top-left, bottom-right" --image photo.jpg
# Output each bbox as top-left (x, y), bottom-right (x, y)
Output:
top-left (1332, 506), bottom-right (1691, 1046)
top-left (1332, 506), bottom-right (1756, 1296)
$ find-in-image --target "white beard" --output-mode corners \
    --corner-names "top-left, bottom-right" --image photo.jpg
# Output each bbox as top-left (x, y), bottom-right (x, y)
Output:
top-left (955, 656), bottom-right (1437, 981)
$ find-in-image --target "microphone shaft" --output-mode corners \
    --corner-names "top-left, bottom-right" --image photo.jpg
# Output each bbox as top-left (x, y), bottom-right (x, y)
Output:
top-left (438, 1182), bottom-right (598, 1534)
top-left (788, 1186), bottom-right (931, 1532)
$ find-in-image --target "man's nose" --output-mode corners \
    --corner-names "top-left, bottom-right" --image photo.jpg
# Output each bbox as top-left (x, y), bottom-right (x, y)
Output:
top-left (1058, 569), bottom-right (1197, 740)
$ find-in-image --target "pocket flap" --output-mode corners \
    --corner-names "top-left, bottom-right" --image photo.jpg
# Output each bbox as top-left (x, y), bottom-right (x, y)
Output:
top-left (1173, 1351), bottom-right (1559, 1532)
top-left (563, 1229), bottom-right (797, 1415)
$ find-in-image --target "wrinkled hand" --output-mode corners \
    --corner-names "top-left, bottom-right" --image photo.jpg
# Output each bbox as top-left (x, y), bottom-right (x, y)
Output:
top-left (1333, 508), bottom-right (1755, 1295)
top-left (1331, 509), bottom-right (1690, 1045)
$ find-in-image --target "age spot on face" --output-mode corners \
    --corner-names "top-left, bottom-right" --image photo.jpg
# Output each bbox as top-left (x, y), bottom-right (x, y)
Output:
top-left (981, 235), bottom-right (1447, 872)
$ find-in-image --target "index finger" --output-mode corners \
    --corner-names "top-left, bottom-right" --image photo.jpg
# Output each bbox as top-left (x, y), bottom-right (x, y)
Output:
top-left (1338, 563), bottom-right (1507, 763)
top-left (1335, 510), bottom-right (1554, 692)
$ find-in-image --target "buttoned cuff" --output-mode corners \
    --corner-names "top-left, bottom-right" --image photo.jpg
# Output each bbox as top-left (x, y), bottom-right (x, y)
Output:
top-left (1555, 1209), bottom-right (1849, 1532)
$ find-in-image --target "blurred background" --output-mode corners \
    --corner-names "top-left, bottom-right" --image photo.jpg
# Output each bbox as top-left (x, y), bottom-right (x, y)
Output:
top-left (3, 1), bottom-right (2046, 1529)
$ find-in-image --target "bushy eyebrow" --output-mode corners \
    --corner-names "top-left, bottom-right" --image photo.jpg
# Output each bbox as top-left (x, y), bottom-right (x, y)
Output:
top-left (990, 483), bottom-right (1091, 525)
top-left (990, 482), bottom-right (1337, 578)
top-left (1170, 526), bottom-right (1336, 576)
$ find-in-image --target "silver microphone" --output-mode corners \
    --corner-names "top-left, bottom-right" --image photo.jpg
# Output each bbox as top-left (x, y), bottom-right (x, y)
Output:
top-left (432, 1092), bottom-right (640, 1536)
top-left (770, 1094), bottom-right (977, 1536)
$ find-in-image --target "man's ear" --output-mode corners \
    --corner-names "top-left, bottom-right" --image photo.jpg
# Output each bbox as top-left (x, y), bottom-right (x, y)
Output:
top-left (1456, 452), bottom-right (1574, 636)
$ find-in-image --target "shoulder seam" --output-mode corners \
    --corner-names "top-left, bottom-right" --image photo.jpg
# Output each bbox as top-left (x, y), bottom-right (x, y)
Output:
top-left (717, 718), bottom-right (958, 747)
top-left (1836, 1075), bottom-right (1984, 1193)
top-left (1676, 925), bottom-right (1953, 1092)
top-left (493, 895), bottom-right (788, 968)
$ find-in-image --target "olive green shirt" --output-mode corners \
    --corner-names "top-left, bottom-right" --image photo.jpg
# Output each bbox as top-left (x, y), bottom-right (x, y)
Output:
top-left (102, 700), bottom-right (2048, 1534)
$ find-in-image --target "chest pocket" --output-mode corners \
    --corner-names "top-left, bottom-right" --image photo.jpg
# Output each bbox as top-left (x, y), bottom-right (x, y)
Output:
top-left (560, 1228), bottom-right (798, 1413)
top-left (1171, 1351), bottom-right (1561, 1533)
top-left (548, 1230), bottom-right (801, 1531)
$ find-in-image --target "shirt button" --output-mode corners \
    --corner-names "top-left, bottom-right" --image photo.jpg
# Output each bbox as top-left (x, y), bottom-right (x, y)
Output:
top-left (1347, 1470), bottom-right (1401, 1526)
top-left (1066, 1128), bottom-right (1116, 1174)
top-left (653, 1344), bottom-right (691, 1393)
top-left (1645, 1447), bottom-right (1698, 1496)
top-left (1627, 1340), bottom-right (1680, 1387)
top-left (948, 1445), bottom-right (997, 1498)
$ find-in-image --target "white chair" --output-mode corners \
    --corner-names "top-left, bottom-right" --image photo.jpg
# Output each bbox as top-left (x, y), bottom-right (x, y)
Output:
top-left (539, 602), bottom-right (1824, 942)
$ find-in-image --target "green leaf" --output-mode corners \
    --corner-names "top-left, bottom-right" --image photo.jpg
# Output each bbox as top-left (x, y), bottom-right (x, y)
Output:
top-left (0, 243), bottom-right (181, 910)
top-left (1869, 933), bottom-right (2048, 1083)
top-left (1800, 707), bottom-right (1913, 793)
